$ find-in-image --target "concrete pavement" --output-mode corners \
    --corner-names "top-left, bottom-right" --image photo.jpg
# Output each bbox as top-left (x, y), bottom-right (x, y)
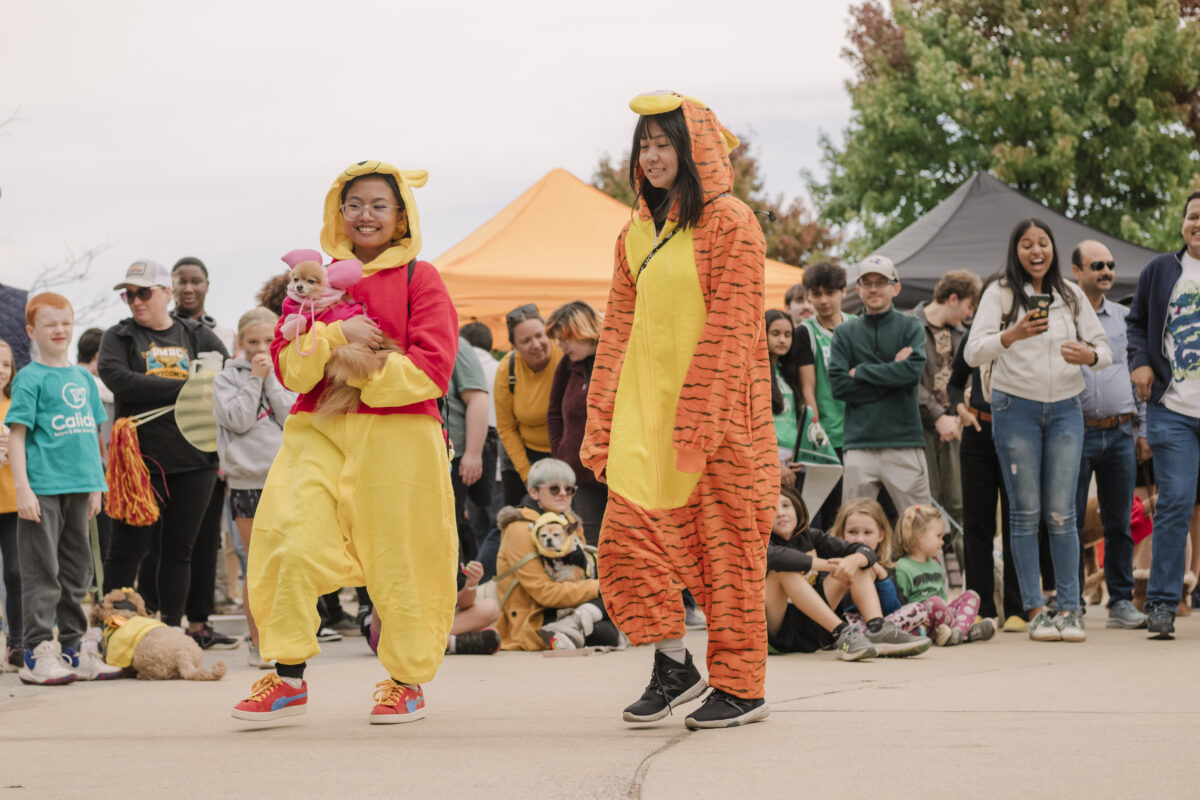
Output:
top-left (2, 615), bottom-right (1198, 799)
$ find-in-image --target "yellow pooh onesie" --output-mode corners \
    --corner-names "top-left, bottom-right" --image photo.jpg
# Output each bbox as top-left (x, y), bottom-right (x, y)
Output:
top-left (248, 161), bottom-right (458, 686)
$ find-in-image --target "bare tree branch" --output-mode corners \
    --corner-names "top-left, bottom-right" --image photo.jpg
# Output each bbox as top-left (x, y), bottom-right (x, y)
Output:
top-left (30, 244), bottom-right (120, 329)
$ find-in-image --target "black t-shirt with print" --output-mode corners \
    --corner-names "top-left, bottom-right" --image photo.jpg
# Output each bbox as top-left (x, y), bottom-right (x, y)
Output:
top-left (98, 317), bottom-right (228, 474)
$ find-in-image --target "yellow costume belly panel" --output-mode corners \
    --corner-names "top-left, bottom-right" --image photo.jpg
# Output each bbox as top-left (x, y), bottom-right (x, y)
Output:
top-left (607, 221), bottom-right (707, 510)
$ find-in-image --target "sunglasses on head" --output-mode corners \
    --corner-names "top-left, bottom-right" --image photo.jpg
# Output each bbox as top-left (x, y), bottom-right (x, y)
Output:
top-left (541, 484), bottom-right (576, 497)
top-left (1088, 260), bottom-right (1115, 272)
top-left (120, 286), bottom-right (157, 304)
top-left (506, 303), bottom-right (539, 326)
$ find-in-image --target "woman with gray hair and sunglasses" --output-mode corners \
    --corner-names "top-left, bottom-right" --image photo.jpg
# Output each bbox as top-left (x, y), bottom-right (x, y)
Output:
top-left (494, 304), bottom-right (562, 506)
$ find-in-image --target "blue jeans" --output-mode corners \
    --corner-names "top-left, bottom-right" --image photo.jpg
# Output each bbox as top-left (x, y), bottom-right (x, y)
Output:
top-left (1145, 404), bottom-right (1200, 607)
top-left (1076, 424), bottom-right (1136, 605)
top-left (991, 390), bottom-right (1084, 612)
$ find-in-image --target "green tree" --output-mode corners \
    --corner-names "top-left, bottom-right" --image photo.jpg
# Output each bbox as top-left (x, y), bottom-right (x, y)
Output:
top-left (591, 133), bottom-right (838, 267)
top-left (809, 0), bottom-right (1200, 255)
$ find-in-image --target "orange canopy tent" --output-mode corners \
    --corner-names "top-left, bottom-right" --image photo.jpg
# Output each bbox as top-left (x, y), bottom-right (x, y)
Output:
top-left (434, 168), bottom-right (803, 347)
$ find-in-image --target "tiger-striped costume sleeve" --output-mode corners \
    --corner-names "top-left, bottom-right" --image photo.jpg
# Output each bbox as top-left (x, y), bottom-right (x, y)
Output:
top-left (581, 227), bottom-right (636, 482)
top-left (671, 204), bottom-right (767, 472)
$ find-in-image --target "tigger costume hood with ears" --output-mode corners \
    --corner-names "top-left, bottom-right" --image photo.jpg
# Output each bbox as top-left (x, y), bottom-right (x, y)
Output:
top-left (628, 90), bottom-right (741, 216)
top-left (321, 160), bottom-right (429, 275)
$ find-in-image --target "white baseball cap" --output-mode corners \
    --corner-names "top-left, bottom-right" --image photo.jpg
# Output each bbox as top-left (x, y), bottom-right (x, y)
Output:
top-left (114, 259), bottom-right (172, 290)
top-left (856, 255), bottom-right (898, 282)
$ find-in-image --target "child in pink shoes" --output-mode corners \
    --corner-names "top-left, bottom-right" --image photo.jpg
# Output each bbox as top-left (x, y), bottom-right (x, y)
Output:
top-left (894, 505), bottom-right (996, 646)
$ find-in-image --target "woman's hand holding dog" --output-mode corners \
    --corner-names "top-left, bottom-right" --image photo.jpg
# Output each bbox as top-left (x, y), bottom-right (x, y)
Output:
top-left (341, 315), bottom-right (383, 350)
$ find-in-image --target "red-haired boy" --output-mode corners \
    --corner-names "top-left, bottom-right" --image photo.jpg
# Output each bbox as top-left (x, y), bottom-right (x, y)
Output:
top-left (6, 293), bottom-right (120, 684)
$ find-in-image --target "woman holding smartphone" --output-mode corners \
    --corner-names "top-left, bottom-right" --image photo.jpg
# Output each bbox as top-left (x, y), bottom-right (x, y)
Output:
top-left (965, 219), bottom-right (1110, 643)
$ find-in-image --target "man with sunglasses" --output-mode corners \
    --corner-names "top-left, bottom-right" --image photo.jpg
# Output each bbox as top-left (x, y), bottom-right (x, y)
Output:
top-left (1070, 241), bottom-right (1147, 630)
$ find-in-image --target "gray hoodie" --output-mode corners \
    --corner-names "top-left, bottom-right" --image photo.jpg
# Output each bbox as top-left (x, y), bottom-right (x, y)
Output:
top-left (212, 358), bottom-right (296, 490)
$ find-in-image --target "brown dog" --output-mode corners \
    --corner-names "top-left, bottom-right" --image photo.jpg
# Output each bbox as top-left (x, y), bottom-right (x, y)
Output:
top-left (89, 588), bottom-right (226, 681)
top-left (285, 259), bottom-right (402, 416)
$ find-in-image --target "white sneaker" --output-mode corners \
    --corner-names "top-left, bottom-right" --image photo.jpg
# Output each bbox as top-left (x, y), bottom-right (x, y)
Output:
top-left (18, 641), bottom-right (77, 685)
top-left (63, 639), bottom-right (125, 680)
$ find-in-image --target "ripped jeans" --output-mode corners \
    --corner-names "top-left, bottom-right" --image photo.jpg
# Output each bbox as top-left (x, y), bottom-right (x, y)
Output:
top-left (990, 390), bottom-right (1084, 613)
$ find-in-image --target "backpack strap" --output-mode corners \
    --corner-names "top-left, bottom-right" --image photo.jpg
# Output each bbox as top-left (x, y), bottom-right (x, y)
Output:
top-left (508, 351), bottom-right (516, 394)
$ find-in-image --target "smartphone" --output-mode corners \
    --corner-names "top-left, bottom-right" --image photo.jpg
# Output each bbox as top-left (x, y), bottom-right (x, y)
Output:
top-left (1029, 293), bottom-right (1053, 321)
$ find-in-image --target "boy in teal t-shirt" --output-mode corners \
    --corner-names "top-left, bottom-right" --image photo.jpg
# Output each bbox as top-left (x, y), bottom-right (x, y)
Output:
top-left (6, 293), bottom-right (119, 685)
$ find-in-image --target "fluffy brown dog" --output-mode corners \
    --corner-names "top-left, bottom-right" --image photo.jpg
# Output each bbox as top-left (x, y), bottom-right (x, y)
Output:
top-left (285, 259), bottom-right (402, 416)
top-left (89, 588), bottom-right (226, 681)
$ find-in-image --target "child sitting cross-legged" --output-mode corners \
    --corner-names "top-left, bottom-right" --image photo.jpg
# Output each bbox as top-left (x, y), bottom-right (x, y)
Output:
top-left (894, 504), bottom-right (996, 646)
top-left (827, 497), bottom-right (929, 636)
top-left (767, 486), bottom-right (930, 661)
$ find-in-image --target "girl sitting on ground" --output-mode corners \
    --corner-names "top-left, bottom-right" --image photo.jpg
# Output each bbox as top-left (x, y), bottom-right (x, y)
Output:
top-left (894, 505), bottom-right (996, 646)
top-left (827, 497), bottom-right (928, 635)
top-left (766, 486), bottom-right (930, 661)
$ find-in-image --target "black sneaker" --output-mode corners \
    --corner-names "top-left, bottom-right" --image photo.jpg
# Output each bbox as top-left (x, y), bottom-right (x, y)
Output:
top-left (1146, 603), bottom-right (1176, 640)
top-left (188, 623), bottom-right (240, 651)
top-left (684, 688), bottom-right (769, 730)
top-left (453, 629), bottom-right (500, 655)
top-left (622, 650), bottom-right (707, 723)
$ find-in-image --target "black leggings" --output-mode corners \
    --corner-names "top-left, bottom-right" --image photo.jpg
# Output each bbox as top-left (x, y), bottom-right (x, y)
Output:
top-left (0, 512), bottom-right (21, 648)
top-left (104, 467), bottom-right (218, 627)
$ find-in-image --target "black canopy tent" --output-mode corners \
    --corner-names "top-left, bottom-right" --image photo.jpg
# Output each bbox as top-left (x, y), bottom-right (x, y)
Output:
top-left (861, 172), bottom-right (1158, 309)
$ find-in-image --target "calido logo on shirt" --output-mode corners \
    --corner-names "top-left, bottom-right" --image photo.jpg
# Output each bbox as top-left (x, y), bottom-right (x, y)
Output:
top-left (52, 411), bottom-right (96, 433)
top-left (61, 382), bottom-right (88, 409)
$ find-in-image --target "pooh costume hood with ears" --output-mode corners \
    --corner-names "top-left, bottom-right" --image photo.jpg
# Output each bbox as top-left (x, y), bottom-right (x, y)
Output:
top-left (320, 160), bottom-right (429, 275)
top-left (581, 91), bottom-right (777, 702)
top-left (627, 90), bottom-right (740, 215)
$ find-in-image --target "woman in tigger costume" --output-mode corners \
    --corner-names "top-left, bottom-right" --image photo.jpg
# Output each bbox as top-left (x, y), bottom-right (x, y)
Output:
top-left (581, 92), bottom-right (778, 729)
top-left (231, 161), bottom-right (459, 725)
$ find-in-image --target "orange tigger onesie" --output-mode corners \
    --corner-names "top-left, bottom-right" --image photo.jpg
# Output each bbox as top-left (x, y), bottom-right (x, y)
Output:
top-left (581, 92), bottom-right (779, 700)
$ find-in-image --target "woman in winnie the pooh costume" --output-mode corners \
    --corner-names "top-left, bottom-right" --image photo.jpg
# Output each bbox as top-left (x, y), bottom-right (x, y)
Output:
top-left (231, 161), bottom-right (459, 725)
top-left (581, 92), bottom-right (778, 730)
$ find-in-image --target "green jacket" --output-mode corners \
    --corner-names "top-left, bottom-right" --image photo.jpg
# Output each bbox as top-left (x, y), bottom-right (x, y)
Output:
top-left (827, 305), bottom-right (927, 451)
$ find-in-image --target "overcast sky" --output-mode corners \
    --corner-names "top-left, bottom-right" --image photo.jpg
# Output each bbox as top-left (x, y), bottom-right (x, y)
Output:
top-left (1, 0), bottom-right (857, 333)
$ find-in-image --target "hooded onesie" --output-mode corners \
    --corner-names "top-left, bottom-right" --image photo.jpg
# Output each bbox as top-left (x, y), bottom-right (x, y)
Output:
top-left (248, 161), bottom-right (459, 685)
top-left (581, 93), bottom-right (779, 700)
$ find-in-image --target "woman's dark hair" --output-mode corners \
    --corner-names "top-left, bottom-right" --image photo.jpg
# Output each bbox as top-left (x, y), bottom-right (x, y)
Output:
top-left (766, 309), bottom-right (800, 416)
top-left (257, 271), bottom-right (290, 316)
top-left (1001, 218), bottom-right (1077, 327)
top-left (628, 109), bottom-right (704, 231)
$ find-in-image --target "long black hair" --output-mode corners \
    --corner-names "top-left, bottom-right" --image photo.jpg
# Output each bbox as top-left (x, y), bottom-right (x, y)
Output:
top-left (628, 108), bottom-right (704, 231)
top-left (1000, 218), bottom-right (1077, 327)
top-left (766, 309), bottom-right (801, 416)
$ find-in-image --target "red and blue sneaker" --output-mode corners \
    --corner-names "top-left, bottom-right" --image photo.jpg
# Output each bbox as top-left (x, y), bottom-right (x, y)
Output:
top-left (370, 680), bottom-right (425, 724)
top-left (231, 674), bottom-right (307, 722)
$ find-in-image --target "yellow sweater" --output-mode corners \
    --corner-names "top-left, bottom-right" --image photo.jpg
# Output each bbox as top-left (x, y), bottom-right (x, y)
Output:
top-left (0, 397), bottom-right (15, 514)
top-left (493, 345), bottom-right (562, 480)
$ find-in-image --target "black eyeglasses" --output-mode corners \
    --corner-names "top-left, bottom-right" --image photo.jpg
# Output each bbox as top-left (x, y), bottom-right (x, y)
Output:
top-left (506, 303), bottom-right (539, 326)
top-left (541, 484), bottom-right (577, 497)
top-left (1088, 260), bottom-right (1115, 272)
top-left (120, 286), bottom-right (157, 304)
